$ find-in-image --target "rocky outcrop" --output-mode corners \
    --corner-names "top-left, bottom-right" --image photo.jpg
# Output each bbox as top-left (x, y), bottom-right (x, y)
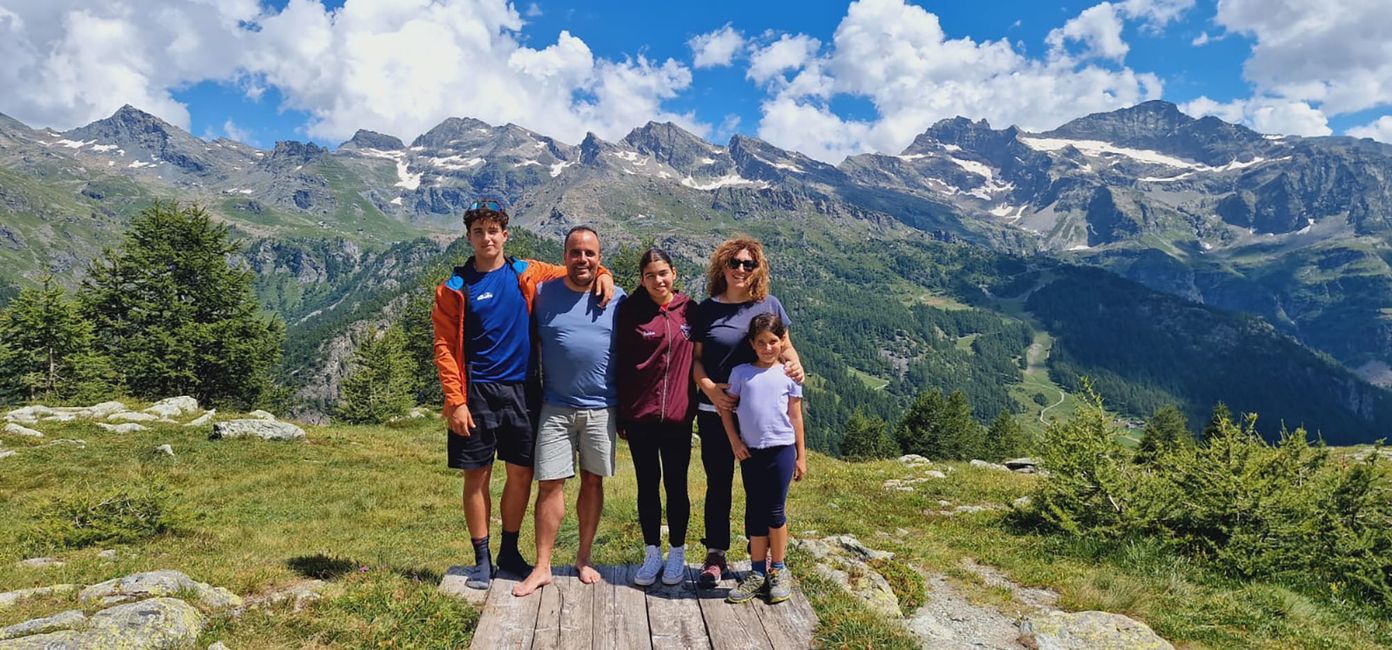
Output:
top-left (79, 570), bottom-right (241, 610)
top-left (210, 419), bottom-right (306, 442)
top-left (0, 597), bottom-right (206, 649)
top-left (1019, 611), bottom-right (1174, 650)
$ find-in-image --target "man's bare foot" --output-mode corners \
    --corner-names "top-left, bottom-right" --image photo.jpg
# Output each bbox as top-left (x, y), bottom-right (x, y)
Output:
top-left (512, 566), bottom-right (553, 597)
top-left (575, 563), bottom-right (602, 585)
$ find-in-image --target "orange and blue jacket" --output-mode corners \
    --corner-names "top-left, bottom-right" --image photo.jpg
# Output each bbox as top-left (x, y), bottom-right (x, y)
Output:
top-left (431, 257), bottom-right (609, 413)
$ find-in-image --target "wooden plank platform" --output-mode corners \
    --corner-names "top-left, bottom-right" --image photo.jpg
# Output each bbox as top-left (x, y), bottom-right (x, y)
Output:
top-left (455, 564), bottom-right (816, 649)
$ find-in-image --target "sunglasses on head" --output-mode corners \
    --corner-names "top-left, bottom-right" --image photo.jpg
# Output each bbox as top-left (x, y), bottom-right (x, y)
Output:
top-left (726, 258), bottom-right (758, 272)
top-left (468, 199), bottom-right (503, 212)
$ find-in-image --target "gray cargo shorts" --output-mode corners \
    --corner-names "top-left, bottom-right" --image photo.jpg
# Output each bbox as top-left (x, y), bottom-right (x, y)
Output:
top-left (534, 404), bottom-right (618, 481)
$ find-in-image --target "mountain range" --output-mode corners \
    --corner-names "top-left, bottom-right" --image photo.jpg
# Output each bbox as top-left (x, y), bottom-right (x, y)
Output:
top-left (0, 101), bottom-right (1389, 444)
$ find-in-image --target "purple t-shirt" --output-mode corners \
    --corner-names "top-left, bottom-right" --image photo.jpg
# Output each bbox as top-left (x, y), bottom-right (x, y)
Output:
top-left (690, 296), bottom-right (791, 410)
top-left (727, 363), bottom-right (802, 448)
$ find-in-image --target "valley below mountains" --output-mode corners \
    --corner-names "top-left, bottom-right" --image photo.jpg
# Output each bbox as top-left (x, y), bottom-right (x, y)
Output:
top-left (1, 100), bottom-right (1389, 445)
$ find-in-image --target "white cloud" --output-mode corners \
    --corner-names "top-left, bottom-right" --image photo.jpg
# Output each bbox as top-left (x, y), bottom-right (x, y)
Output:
top-left (1047, 3), bottom-right (1129, 62)
top-left (747, 33), bottom-right (821, 84)
top-left (524, 3), bottom-right (542, 18)
top-left (1346, 115), bottom-right (1392, 143)
top-left (221, 119), bottom-right (252, 143)
top-left (713, 113), bottom-right (742, 142)
top-left (753, 0), bottom-right (1163, 163)
top-left (1119, 0), bottom-right (1197, 29)
top-left (0, 0), bottom-right (703, 144)
top-left (1181, 96), bottom-right (1331, 136)
top-left (1191, 31), bottom-right (1211, 46)
top-left (689, 23), bottom-right (744, 69)
top-left (1215, 0), bottom-right (1392, 115)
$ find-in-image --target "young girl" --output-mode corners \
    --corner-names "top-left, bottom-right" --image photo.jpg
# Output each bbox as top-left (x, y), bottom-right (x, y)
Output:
top-left (720, 313), bottom-right (807, 604)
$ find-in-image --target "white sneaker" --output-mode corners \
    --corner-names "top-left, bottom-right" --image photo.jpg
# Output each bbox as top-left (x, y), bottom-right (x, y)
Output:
top-left (662, 545), bottom-right (686, 585)
top-left (634, 545), bottom-right (662, 586)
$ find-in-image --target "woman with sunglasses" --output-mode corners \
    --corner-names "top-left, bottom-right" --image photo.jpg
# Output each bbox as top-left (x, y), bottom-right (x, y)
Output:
top-left (690, 236), bottom-right (803, 589)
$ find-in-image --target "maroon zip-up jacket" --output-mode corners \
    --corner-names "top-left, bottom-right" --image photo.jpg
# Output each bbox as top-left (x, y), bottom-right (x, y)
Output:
top-left (615, 288), bottom-right (696, 427)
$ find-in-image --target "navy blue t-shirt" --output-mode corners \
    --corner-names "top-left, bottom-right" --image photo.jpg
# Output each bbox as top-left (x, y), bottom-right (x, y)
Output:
top-left (461, 263), bottom-right (530, 383)
top-left (690, 295), bottom-right (791, 407)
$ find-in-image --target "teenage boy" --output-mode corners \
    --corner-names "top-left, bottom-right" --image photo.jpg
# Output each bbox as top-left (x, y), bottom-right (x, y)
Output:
top-left (432, 201), bottom-right (614, 590)
top-left (512, 226), bottom-right (626, 597)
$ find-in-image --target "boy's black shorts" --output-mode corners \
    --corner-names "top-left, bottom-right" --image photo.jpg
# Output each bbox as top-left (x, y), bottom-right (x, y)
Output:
top-left (446, 381), bottom-right (537, 469)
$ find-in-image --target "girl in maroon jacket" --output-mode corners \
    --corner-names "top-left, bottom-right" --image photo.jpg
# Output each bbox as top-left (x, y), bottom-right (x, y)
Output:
top-left (615, 248), bottom-right (696, 587)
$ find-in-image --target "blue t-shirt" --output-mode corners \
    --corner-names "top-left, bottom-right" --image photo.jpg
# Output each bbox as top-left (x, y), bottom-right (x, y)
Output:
top-left (461, 262), bottom-right (530, 383)
top-left (534, 279), bottom-right (626, 408)
top-left (690, 296), bottom-right (792, 408)
top-left (728, 362), bottom-right (803, 448)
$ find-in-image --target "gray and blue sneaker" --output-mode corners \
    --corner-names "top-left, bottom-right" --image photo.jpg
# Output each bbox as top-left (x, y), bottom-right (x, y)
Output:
top-left (725, 572), bottom-right (767, 604)
top-left (767, 567), bottom-right (792, 604)
top-left (634, 545), bottom-right (663, 586)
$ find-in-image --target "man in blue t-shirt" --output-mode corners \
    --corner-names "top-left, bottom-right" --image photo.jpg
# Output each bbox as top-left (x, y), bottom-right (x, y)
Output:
top-left (512, 226), bottom-right (627, 597)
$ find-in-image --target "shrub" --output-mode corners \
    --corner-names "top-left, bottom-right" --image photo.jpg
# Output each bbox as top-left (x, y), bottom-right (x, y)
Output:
top-left (1029, 385), bottom-right (1392, 607)
top-left (896, 390), bottom-right (984, 460)
top-left (24, 482), bottom-right (186, 553)
top-left (840, 410), bottom-right (899, 460)
top-left (337, 324), bottom-right (416, 424)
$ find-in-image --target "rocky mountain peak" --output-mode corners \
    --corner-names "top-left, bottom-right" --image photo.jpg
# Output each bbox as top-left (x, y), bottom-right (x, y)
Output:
top-left (64, 105), bottom-right (210, 174)
top-left (904, 117), bottom-right (1006, 155)
top-left (411, 117), bottom-right (494, 149)
top-left (340, 129), bottom-right (404, 151)
top-left (622, 121), bottom-right (718, 173)
top-left (264, 140), bottom-right (328, 167)
top-left (0, 112), bottom-right (32, 133)
top-left (1041, 100), bottom-right (1268, 165)
top-left (578, 132), bottom-right (615, 165)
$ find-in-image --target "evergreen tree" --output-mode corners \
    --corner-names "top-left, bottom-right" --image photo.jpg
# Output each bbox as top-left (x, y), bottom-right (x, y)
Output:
top-left (1135, 404), bottom-right (1191, 464)
top-left (337, 324), bottom-right (415, 424)
top-left (1202, 401), bottom-right (1233, 441)
top-left (396, 292), bottom-right (439, 406)
top-left (896, 389), bottom-right (984, 460)
top-left (984, 411), bottom-right (1030, 461)
top-left (0, 279), bottom-right (117, 405)
top-left (840, 409), bottom-right (898, 460)
top-left (81, 202), bottom-right (283, 407)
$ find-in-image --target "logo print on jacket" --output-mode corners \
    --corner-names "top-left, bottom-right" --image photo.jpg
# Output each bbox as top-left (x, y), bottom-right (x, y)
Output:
top-left (475, 291), bottom-right (494, 302)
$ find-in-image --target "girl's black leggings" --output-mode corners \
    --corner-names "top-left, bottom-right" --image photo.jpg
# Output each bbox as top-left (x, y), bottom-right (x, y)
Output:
top-left (626, 421), bottom-right (693, 548)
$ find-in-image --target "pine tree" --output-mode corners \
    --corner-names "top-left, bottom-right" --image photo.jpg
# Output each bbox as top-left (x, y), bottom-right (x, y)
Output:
top-left (81, 202), bottom-right (283, 407)
top-left (1135, 404), bottom-right (1190, 464)
top-left (840, 409), bottom-right (898, 460)
top-left (337, 324), bottom-right (416, 424)
top-left (1202, 401), bottom-right (1233, 441)
top-left (984, 411), bottom-right (1030, 461)
top-left (896, 390), bottom-right (984, 460)
top-left (396, 292), bottom-right (439, 406)
top-left (0, 279), bottom-right (117, 405)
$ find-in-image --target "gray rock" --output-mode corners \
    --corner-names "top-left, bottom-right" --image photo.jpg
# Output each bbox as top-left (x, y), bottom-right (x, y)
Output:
top-left (908, 573), bottom-right (1028, 649)
top-left (925, 470), bottom-right (948, 479)
top-left (246, 410), bottom-right (277, 421)
top-left (236, 578), bottom-right (326, 615)
top-left (898, 454), bottom-right (932, 465)
top-left (0, 610), bottom-right (86, 641)
top-left (87, 401), bottom-right (128, 419)
top-left (1019, 611), bottom-right (1173, 650)
top-left (0, 585), bottom-right (79, 609)
top-left (3, 423), bottom-right (44, 438)
top-left (4, 406), bottom-right (51, 424)
top-left (832, 534), bottom-right (895, 561)
top-left (210, 420), bottom-right (305, 442)
top-left (38, 439), bottom-right (86, 449)
top-left (16, 558), bottom-right (64, 569)
top-left (108, 412), bottom-right (160, 423)
top-left (1013, 496), bottom-right (1034, 510)
top-left (155, 445), bottom-right (175, 457)
top-left (970, 459), bottom-right (1009, 471)
top-left (207, 643), bottom-right (230, 650)
top-left (97, 550), bottom-right (118, 560)
top-left (144, 397), bottom-right (200, 419)
top-left (39, 414), bottom-right (77, 423)
top-left (438, 567), bottom-right (489, 606)
top-left (0, 629), bottom-right (82, 648)
top-left (82, 597), bottom-right (206, 649)
top-left (0, 450), bottom-right (15, 460)
top-left (79, 570), bottom-right (242, 610)
top-left (183, 410), bottom-right (215, 427)
top-left (97, 423), bottom-right (147, 434)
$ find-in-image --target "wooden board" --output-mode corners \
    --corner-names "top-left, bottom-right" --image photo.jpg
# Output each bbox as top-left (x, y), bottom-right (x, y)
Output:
top-left (645, 565), bottom-right (711, 649)
top-left (694, 562), bottom-right (773, 650)
top-left (553, 566), bottom-right (594, 650)
top-left (470, 573), bottom-right (542, 650)
top-left (751, 571), bottom-right (818, 649)
top-left (531, 570), bottom-right (565, 650)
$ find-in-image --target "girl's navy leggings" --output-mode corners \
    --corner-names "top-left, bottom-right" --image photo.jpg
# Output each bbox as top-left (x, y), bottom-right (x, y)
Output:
top-left (740, 443), bottom-right (796, 538)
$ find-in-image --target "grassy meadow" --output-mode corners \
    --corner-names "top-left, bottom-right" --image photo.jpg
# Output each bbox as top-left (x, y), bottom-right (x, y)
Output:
top-left (2, 412), bottom-right (1390, 648)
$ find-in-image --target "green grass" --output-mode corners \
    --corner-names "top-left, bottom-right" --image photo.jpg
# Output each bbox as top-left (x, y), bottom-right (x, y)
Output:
top-left (2, 416), bottom-right (1390, 648)
top-left (847, 367), bottom-right (891, 391)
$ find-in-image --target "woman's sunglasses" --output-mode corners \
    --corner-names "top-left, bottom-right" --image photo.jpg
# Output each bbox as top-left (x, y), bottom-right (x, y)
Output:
top-left (726, 258), bottom-right (759, 272)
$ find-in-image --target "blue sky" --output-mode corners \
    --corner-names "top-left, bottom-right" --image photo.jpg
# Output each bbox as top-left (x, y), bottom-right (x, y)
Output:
top-left (5, 1), bottom-right (1391, 161)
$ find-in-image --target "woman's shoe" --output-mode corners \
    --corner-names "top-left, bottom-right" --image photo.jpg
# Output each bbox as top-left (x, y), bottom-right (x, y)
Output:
top-left (661, 546), bottom-right (686, 585)
top-left (697, 551), bottom-right (727, 589)
top-left (633, 545), bottom-right (663, 586)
